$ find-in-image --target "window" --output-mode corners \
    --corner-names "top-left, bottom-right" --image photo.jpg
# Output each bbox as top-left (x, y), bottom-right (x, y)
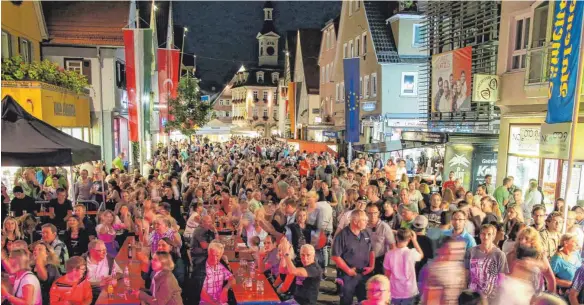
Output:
top-left (401, 72), bottom-right (418, 96)
top-left (115, 61), bottom-right (126, 89)
top-left (321, 66), bottom-right (325, 84)
top-left (341, 82), bottom-right (345, 101)
top-left (510, 15), bottom-right (530, 70)
top-left (413, 24), bottom-right (423, 47)
top-left (343, 43), bottom-right (348, 58)
top-left (362, 33), bottom-right (367, 55)
top-left (349, 0), bottom-right (353, 16)
top-left (272, 72), bottom-right (279, 83)
top-left (349, 40), bottom-right (354, 58)
top-left (263, 109), bottom-right (268, 117)
top-left (253, 107), bottom-right (259, 116)
top-left (359, 77), bottom-right (363, 98)
top-left (2, 31), bottom-right (12, 59)
top-left (371, 73), bottom-right (377, 97)
top-left (257, 71), bottom-right (264, 83)
top-left (531, 3), bottom-right (549, 48)
top-left (356, 0), bottom-right (361, 10)
top-left (355, 36), bottom-right (360, 57)
top-left (363, 75), bottom-right (369, 97)
top-left (19, 37), bottom-right (32, 63)
top-left (65, 59), bottom-right (83, 73)
top-left (273, 91), bottom-right (277, 102)
top-left (329, 30), bottom-right (334, 50)
top-left (263, 90), bottom-right (268, 101)
top-left (226, 111), bottom-right (230, 117)
top-left (326, 31), bottom-right (330, 50)
top-left (335, 84), bottom-right (340, 102)
top-left (273, 108), bottom-right (278, 118)
top-left (253, 90), bottom-right (258, 100)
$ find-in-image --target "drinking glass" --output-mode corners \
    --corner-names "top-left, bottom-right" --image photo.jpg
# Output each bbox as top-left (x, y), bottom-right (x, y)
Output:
top-left (256, 280), bottom-right (264, 294)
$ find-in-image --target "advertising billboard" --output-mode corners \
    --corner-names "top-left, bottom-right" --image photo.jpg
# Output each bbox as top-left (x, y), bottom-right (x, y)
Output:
top-left (431, 46), bottom-right (472, 113)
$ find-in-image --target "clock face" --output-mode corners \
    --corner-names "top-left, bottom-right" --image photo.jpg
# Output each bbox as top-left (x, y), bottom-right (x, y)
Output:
top-left (266, 46), bottom-right (275, 56)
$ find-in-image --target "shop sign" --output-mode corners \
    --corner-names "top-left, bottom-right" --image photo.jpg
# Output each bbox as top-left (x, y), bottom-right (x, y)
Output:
top-left (472, 74), bottom-right (499, 102)
top-left (443, 144), bottom-right (474, 191)
top-left (362, 120), bottom-right (376, 127)
top-left (508, 126), bottom-right (540, 156)
top-left (362, 101), bottom-right (377, 112)
top-left (53, 102), bottom-right (76, 117)
top-left (401, 131), bottom-right (447, 143)
top-left (539, 122), bottom-right (571, 160)
top-left (323, 131), bottom-right (337, 138)
top-left (385, 119), bottom-right (425, 129)
top-left (471, 151), bottom-right (497, 191)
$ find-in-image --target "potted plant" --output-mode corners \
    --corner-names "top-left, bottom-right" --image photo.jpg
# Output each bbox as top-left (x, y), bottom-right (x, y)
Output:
top-left (262, 115), bottom-right (269, 121)
top-left (253, 115), bottom-right (259, 121)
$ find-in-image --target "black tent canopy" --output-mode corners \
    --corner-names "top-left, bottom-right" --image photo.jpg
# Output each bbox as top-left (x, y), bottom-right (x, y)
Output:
top-left (1, 95), bottom-right (101, 166)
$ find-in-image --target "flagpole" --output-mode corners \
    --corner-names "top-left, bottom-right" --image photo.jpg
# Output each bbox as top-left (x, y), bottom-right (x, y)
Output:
top-left (180, 27), bottom-right (187, 78)
top-left (561, 20), bottom-right (584, 234)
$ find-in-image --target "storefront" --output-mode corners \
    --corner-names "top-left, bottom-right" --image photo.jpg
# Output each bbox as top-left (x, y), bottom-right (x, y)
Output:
top-left (498, 122), bottom-right (584, 206)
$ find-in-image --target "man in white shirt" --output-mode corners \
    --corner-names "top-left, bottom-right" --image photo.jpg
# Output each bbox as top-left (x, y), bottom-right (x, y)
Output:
top-left (86, 239), bottom-right (121, 301)
top-left (524, 179), bottom-right (542, 218)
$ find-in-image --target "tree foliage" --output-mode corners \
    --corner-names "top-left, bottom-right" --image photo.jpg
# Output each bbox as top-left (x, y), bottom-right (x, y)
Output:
top-left (165, 74), bottom-right (212, 138)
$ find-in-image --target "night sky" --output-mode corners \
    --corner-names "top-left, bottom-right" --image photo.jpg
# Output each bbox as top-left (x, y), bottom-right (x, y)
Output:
top-left (174, 1), bottom-right (341, 89)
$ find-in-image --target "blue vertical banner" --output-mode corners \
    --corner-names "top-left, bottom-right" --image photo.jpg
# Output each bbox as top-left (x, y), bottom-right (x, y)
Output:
top-left (546, 0), bottom-right (584, 124)
top-left (344, 58), bottom-right (360, 142)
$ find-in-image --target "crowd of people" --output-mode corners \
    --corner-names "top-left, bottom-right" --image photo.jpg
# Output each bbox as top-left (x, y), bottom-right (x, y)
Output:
top-left (1, 136), bottom-right (583, 305)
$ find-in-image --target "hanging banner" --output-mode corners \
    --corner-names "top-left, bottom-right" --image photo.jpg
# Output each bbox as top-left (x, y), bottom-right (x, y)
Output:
top-left (157, 48), bottom-right (180, 134)
top-left (546, 0), bottom-right (584, 124)
top-left (143, 32), bottom-right (153, 137)
top-left (472, 74), bottom-right (499, 102)
top-left (287, 82), bottom-right (296, 137)
top-left (431, 46), bottom-right (472, 113)
top-left (123, 29), bottom-right (139, 142)
top-left (443, 144), bottom-right (474, 191)
top-left (344, 58), bottom-right (360, 143)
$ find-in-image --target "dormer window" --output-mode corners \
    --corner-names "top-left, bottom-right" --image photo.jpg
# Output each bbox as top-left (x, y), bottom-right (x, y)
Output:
top-left (257, 71), bottom-right (265, 83)
top-left (272, 72), bottom-right (280, 83)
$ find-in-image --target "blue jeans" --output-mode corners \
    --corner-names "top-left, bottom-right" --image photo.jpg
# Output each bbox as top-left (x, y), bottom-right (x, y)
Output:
top-left (391, 296), bottom-right (417, 305)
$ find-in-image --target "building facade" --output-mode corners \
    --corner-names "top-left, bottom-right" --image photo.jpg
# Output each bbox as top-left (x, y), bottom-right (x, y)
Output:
top-left (496, 0), bottom-right (584, 205)
top-left (317, 18), bottom-right (340, 141)
top-left (332, 1), bottom-right (427, 145)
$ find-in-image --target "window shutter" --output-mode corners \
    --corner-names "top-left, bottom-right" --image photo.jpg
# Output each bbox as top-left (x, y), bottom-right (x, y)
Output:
top-left (82, 60), bottom-right (92, 84)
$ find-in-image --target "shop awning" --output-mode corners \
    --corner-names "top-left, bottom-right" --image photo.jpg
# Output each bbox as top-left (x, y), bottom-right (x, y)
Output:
top-left (1, 95), bottom-right (102, 166)
top-left (353, 140), bottom-right (444, 153)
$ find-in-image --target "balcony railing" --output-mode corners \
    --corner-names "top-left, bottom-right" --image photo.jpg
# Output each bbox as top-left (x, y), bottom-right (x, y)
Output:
top-left (525, 44), bottom-right (551, 85)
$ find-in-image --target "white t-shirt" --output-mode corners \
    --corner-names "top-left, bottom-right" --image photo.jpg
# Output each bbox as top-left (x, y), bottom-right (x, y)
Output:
top-left (13, 272), bottom-right (42, 305)
top-left (383, 247), bottom-right (422, 299)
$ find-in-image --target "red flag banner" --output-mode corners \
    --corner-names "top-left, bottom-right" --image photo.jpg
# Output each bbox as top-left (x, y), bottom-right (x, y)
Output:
top-left (123, 30), bottom-right (139, 142)
top-left (157, 48), bottom-right (180, 134)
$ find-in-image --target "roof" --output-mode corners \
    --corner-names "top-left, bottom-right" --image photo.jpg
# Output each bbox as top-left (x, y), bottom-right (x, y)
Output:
top-left (364, 1), bottom-right (427, 64)
top-left (232, 66), bottom-right (283, 88)
top-left (260, 19), bottom-right (277, 35)
top-left (42, 1), bottom-right (129, 47)
top-left (324, 16), bottom-right (340, 38)
top-left (297, 29), bottom-right (322, 91)
top-left (263, 1), bottom-right (273, 9)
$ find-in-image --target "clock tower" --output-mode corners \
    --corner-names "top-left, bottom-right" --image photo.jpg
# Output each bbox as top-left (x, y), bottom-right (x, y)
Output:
top-left (257, 1), bottom-right (280, 66)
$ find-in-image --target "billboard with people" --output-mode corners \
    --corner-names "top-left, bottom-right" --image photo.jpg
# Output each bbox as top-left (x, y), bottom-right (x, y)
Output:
top-left (431, 46), bottom-right (472, 113)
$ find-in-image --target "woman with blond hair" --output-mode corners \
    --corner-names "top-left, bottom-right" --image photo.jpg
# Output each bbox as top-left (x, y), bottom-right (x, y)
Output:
top-left (442, 188), bottom-right (456, 211)
top-left (32, 242), bottom-right (60, 305)
top-left (134, 252), bottom-right (183, 305)
top-left (550, 233), bottom-right (583, 288)
top-left (3, 216), bottom-right (22, 252)
top-left (398, 173), bottom-right (409, 190)
top-left (1, 249), bottom-right (42, 305)
top-left (507, 227), bottom-right (557, 295)
top-left (502, 205), bottom-right (525, 253)
top-left (63, 215), bottom-right (90, 257)
top-left (148, 215), bottom-right (181, 254)
top-left (95, 210), bottom-right (121, 256)
top-left (361, 274), bottom-right (391, 305)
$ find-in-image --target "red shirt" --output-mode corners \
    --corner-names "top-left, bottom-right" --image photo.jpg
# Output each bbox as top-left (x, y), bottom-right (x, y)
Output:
top-left (442, 180), bottom-right (456, 193)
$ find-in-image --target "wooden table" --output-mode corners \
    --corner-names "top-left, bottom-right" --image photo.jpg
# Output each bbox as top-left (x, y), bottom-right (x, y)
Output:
top-left (230, 262), bottom-right (281, 305)
top-left (95, 237), bottom-right (145, 305)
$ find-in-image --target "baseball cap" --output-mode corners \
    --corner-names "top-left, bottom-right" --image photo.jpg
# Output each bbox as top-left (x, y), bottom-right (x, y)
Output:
top-left (12, 186), bottom-right (23, 194)
top-left (412, 215), bottom-right (428, 231)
